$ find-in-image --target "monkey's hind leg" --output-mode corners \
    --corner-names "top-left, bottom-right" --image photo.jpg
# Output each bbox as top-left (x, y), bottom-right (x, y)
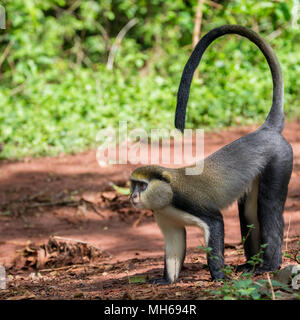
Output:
top-left (256, 150), bottom-right (292, 273)
top-left (237, 176), bottom-right (261, 272)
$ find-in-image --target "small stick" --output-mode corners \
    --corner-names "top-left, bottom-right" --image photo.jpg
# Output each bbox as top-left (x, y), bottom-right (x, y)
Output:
top-left (27, 199), bottom-right (77, 208)
top-left (132, 211), bottom-right (146, 228)
top-left (0, 41), bottom-right (12, 69)
top-left (39, 261), bottom-right (111, 273)
top-left (89, 203), bottom-right (105, 218)
top-left (67, 0), bottom-right (81, 13)
top-left (107, 18), bottom-right (138, 70)
top-left (208, 0), bottom-right (222, 9)
top-left (192, 0), bottom-right (205, 80)
top-left (285, 215), bottom-right (291, 252)
top-left (267, 273), bottom-right (276, 300)
top-left (39, 265), bottom-right (76, 272)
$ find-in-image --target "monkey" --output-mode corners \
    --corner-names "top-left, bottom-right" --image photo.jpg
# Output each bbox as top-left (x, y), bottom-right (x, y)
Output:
top-left (129, 25), bottom-right (293, 284)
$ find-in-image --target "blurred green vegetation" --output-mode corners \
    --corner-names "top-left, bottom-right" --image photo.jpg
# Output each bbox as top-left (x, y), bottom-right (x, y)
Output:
top-left (0, 0), bottom-right (300, 159)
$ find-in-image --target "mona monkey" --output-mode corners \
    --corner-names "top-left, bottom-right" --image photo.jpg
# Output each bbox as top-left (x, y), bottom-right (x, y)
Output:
top-left (130, 25), bottom-right (293, 284)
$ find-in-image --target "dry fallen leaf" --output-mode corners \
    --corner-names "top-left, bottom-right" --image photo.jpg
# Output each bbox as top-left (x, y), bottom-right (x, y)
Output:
top-left (101, 191), bottom-right (117, 201)
top-left (10, 236), bottom-right (108, 271)
top-left (81, 192), bottom-right (100, 204)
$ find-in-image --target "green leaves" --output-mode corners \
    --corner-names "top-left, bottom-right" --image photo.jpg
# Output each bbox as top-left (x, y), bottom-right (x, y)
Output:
top-left (128, 275), bottom-right (147, 284)
top-left (208, 274), bottom-right (296, 300)
top-left (0, 1), bottom-right (299, 159)
top-left (209, 278), bottom-right (263, 300)
top-left (111, 184), bottom-right (130, 196)
top-left (0, 210), bottom-right (11, 216)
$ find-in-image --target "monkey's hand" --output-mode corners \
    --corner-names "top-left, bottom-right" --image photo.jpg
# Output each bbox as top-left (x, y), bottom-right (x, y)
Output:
top-left (148, 277), bottom-right (172, 285)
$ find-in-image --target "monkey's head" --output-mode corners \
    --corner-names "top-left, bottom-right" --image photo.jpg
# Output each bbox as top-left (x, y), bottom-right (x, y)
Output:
top-left (129, 166), bottom-right (173, 210)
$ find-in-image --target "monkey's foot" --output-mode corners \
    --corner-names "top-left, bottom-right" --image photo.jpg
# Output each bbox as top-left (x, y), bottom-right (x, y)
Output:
top-left (235, 263), bottom-right (253, 273)
top-left (148, 278), bottom-right (172, 285)
top-left (211, 272), bottom-right (225, 281)
top-left (235, 264), bottom-right (279, 275)
top-left (253, 265), bottom-right (280, 275)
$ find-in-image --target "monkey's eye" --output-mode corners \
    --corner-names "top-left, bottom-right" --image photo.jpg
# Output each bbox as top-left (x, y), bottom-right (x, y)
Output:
top-left (130, 181), bottom-right (136, 192)
top-left (139, 182), bottom-right (148, 191)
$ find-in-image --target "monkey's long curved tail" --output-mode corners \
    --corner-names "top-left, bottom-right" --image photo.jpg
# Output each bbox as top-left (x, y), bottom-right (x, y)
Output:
top-left (175, 25), bottom-right (284, 133)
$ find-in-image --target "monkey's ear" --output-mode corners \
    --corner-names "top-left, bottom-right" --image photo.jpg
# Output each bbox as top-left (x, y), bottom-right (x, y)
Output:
top-left (162, 171), bottom-right (172, 183)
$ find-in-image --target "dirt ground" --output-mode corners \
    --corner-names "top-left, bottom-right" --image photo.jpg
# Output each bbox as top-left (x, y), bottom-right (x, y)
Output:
top-left (0, 122), bottom-right (300, 300)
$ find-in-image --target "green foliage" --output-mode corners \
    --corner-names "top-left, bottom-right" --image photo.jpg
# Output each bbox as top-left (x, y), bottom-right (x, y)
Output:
top-left (202, 242), bottom-right (297, 300)
top-left (111, 183), bottom-right (130, 195)
top-left (0, 0), bottom-right (300, 159)
top-left (247, 243), bottom-right (268, 271)
top-left (283, 241), bottom-right (300, 263)
top-left (200, 239), bottom-right (295, 300)
top-left (0, 210), bottom-right (10, 216)
top-left (208, 274), bottom-right (293, 300)
top-left (241, 224), bottom-right (255, 246)
top-left (128, 275), bottom-right (147, 284)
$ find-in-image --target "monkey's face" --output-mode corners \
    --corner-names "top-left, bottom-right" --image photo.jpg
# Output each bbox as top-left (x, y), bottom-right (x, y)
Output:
top-left (130, 179), bottom-right (148, 209)
top-left (130, 178), bottom-right (173, 210)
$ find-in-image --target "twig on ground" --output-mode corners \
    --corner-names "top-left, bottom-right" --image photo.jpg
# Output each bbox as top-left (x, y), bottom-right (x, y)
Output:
top-left (27, 200), bottom-right (78, 208)
top-left (132, 211), bottom-right (146, 228)
top-left (267, 273), bottom-right (276, 300)
top-left (39, 265), bottom-right (77, 272)
top-left (285, 215), bottom-right (291, 252)
top-left (90, 203), bottom-right (105, 218)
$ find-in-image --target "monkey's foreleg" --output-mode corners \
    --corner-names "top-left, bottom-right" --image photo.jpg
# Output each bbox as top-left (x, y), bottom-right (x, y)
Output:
top-left (152, 213), bottom-right (186, 284)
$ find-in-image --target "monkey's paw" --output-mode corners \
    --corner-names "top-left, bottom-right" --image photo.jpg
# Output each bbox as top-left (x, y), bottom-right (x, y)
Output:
top-left (148, 278), bottom-right (172, 285)
top-left (235, 263), bottom-right (253, 273)
top-left (211, 272), bottom-right (225, 281)
top-left (253, 266), bottom-right (279, 275)
top-left (235, 264), bottom-right (279, 275)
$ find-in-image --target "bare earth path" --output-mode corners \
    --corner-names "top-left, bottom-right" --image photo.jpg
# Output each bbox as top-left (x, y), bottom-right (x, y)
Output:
top-left (0, 122), bottom-right (299, 299)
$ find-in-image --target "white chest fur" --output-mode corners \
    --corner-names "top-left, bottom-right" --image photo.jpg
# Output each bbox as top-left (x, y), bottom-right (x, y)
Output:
top-left (155, 205), bottom-right (210, 245)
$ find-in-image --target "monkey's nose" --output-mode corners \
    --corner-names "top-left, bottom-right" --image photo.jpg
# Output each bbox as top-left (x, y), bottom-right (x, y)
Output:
top-left (132, 193), bottom-right (139, 203)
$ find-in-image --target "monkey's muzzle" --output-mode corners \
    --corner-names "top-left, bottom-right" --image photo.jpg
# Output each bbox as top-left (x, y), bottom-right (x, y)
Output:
top-left (130, 192), bottom-right (144, 209)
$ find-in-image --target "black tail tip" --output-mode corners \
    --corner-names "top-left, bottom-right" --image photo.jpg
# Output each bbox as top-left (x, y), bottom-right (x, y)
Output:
top-left (175, 119), bottom-right (185, 133)
top-left (175, 113), bottom-right (185, 133)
